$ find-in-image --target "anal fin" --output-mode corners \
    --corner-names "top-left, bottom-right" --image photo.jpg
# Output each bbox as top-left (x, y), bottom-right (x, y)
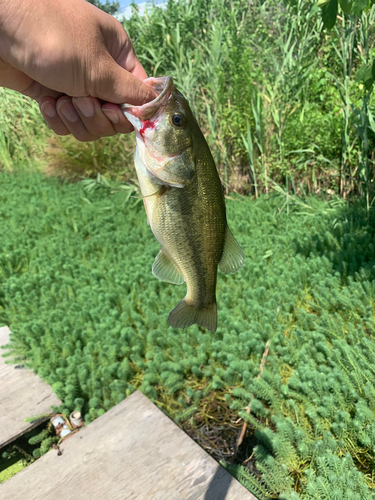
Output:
top-left (152, 249), bottom-right (184, 285)
top-left (218, 226), bottom-right (244, 274)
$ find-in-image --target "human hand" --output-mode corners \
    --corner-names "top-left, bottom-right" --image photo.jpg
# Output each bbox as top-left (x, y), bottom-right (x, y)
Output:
top-left (0, 0), bottom-right (156, 141)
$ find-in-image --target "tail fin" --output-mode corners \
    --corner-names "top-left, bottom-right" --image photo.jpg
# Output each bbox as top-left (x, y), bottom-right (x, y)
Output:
top-left (168, 299), bottom-right (217, 333)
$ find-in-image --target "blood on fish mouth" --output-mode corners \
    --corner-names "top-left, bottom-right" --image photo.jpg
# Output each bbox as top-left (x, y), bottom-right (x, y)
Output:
top-left (139, 119), bottom-right (157, 138)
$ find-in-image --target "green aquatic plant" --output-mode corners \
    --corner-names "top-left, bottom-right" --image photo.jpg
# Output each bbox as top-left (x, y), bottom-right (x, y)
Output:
top-left (298, 453), bottom-right (373, 500)
top-left (2, 173), bottom-right (375, 496)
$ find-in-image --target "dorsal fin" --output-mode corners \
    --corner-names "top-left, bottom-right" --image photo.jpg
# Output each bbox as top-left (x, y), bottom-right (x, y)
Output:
top-left (218, 226), bottom-right (244, 274)
top-left (152, 249), bottom-right (184, 284)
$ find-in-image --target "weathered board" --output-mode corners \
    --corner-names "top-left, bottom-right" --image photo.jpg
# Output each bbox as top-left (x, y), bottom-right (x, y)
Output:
top-left (0, 326), bottom-right (61, 449)
top-left (0, 390), bottom-right (257, 500)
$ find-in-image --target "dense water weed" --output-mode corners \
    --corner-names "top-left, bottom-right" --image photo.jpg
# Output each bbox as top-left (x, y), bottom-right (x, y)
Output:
top-left (2, 173), bottom-right (375, 497)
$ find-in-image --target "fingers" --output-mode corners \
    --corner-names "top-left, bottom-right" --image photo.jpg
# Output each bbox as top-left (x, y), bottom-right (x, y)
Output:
top-left (58, 95), bottom-right (114, 141)
top-left (90, 53), bottom-right (156, 105)
top-left (101, 103), bottom-right (134, 134)
top-left (39, 97), bottom-right (70, 136)
top-left (39, 95), bottom-right (134, 141)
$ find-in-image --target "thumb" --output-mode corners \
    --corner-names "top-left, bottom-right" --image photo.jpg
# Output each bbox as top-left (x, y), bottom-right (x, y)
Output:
top-left (90, 56), bottom-right (156, 105)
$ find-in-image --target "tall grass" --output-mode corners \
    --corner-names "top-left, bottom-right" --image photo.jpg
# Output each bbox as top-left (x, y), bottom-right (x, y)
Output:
top-left (2, 0), bottom-right (375, 197)
top-left (126, 0), bottom-right (344, 193)
top-left (45, 134), bottom-right (135, 181)
top-left (0, 88), bottom-right (50, 171)
top-left (125, 0), bottom-right (375, 196)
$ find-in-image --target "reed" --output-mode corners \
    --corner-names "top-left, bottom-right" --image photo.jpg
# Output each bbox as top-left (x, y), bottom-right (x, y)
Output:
top-left (2, 0), bottom-right (375, 199)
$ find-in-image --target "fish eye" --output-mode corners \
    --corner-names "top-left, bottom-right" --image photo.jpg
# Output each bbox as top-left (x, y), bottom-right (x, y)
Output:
top-left (171, 113), bottom-right (185, 128)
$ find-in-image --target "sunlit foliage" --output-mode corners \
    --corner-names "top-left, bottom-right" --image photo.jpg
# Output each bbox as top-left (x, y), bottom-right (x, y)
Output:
top-left (3, 0), bottom-right (375, 196)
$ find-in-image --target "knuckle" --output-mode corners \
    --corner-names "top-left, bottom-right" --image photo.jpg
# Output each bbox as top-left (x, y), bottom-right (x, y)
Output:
top-left (74, 131), bottom-right (97, 143)
top-left (88, 124), bottom-right (112, 138)
top-left (113, 123), bottom-right (133, 135)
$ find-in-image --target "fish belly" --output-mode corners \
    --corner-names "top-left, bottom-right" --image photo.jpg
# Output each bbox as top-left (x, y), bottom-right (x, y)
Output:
top-left (149, 181), bottom-right (225, 309)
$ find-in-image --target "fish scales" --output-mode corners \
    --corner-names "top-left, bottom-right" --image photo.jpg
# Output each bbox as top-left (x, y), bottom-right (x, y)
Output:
top-left (123, 76), bottom-right (243, 332)
top-left (153, 149), bottom-right (226, 308)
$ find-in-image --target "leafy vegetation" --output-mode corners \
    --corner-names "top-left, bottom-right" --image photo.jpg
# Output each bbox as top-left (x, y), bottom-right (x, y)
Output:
top-left (87, 0), bottom-right (120, 15)
top-left (2, 0), bottom-right (375, 198)
top-left (2, 172), bottom-right (375, 497)
top-left (3, 0), bottom-right (375, 495)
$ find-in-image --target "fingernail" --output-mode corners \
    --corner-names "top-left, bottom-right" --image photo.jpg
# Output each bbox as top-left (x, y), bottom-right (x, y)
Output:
top-left (60, 102), bottom-right (79, 122)
top-left (102, 108), bottom-right (120, 124)
top-left (75, 98), bottom-right (95, 118)
top-left (40, 101), bottom-right (56, 119)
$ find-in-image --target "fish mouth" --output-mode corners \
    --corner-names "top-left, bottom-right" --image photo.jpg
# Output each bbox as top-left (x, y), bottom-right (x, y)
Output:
top-left (121, 76), bottom-right (173, 126)
top-left (122, 76), bottom-right (184, 188)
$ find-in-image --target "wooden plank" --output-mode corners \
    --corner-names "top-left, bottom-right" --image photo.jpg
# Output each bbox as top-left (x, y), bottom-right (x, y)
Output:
top-left (0, 326), bottom-right (61, 449)
top-left (0, 391), bottom-right (257, 500)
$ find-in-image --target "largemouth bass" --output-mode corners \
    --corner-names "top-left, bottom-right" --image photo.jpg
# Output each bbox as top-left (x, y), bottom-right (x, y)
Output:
top-left (122, 76), bottom-right (244, 332)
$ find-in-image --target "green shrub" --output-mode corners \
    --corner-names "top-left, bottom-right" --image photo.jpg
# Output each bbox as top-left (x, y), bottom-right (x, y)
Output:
top-left (1, 0), bottom-right (366, 193)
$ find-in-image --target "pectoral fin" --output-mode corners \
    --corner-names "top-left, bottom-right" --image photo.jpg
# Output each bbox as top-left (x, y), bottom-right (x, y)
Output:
top-left (218, 226), bottom-right (244, 273)
top-left (152, 249), bottom-right (184, 284)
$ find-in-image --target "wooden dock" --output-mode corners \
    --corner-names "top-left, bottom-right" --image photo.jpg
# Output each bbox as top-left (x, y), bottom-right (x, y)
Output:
top-left (0, 326), bottom-right (257, 499)
top-left (1, 391), bottom-right (257, 499)
top-left (0, 326), bottom-right (61, 448)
